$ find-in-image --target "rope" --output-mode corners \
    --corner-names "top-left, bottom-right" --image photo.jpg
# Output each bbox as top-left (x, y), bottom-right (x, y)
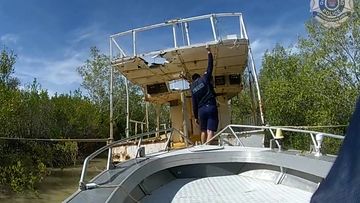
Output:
top-left (0, 137), bottom-right (108, 142)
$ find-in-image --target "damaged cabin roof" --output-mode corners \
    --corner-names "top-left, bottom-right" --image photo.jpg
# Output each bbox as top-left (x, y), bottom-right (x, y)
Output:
top-left (112, 39), bottom-right (249, 104)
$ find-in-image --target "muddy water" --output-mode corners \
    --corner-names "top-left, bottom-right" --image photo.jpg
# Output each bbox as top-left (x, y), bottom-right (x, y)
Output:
top-left (0, 158), bottom-right (107, 203)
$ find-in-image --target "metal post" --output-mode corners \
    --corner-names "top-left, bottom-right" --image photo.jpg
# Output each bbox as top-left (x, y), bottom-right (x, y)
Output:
top-left (111, 38), bottom-right (126, 57)
top-left (229, 126), bottom-right (244, 147)
top-left (239, 15), bottom-right (248, 39)
top-left (315, 133), bottom-right (324, 157)
top-left (210, 15), bottom-right (217, 41)
top-left (172, 24), bottom-right (178, 48)
top-left (145, 102), bottom-right (149, 132)
top-left (239, 15), bottom-right (243, 39)
top-left (109, 38), bottom-right (114, 142)
top-left (156, 105), bottom-right (160, 137)
top-left (239, 14), bottom-right (263, 124)
top-left (135, 137), bottom-right (143, 158)
top-left (184, 22), bottom-right (190, 46)
top-left (180, 92), bottom-right (189, 144)
top-left (132, 30), bottom-right (136, 56)
top-left (249, 49), bottom-right (265, 125)
top-left (310, 133), bottom-right (318, 150)
top-left (108, 38), bottom-right (114, 170)
top-left (165, 129), bottom-right (174, 151)
top-left (125, 78), bottom-right (130, 138)
top-left (248, 67), bottom-right (258, 125)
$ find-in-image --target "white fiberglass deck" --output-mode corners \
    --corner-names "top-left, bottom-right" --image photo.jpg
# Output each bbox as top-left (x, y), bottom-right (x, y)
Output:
top-left (142, 174), bottom-right (312, 203)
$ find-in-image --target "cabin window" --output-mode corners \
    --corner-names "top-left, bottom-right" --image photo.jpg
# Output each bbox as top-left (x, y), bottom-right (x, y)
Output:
top-left (229, 74), bottom-right (241, 85)
top-left (146, 83), bottom-right (168, 94)
top-left (169, 79), bottom-right (190, 90)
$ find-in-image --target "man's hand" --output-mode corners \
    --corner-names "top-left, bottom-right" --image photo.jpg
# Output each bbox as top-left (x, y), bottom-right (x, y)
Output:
top-left (206, 44), bottom-right (211, 53)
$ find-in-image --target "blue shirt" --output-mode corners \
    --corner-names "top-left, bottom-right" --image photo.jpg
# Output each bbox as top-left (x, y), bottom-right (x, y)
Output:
top-left (191, 52), bottom-right (216, 119)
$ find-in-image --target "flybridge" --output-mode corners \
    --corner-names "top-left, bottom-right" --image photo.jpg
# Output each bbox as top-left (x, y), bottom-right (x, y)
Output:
top-left (109, 13), bottom-right (254, 104)
top-left (108, 13), bottom-right (264, 140)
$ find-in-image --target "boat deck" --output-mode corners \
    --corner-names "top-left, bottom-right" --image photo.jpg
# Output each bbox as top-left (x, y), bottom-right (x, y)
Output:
top-left (142, 174), bottom-right (311, 203)
top-left (65, 146), bottom-right (335, 203)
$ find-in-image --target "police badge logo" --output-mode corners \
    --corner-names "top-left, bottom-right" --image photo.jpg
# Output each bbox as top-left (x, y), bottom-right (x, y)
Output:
top-left (310, 0), bottom-right (354, 28)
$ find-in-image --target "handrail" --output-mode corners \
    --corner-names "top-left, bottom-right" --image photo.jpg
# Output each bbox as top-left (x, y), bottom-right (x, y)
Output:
top-left (110, 13), bottom-right (248, 59)
top-left (79, 128), bottom-right (173, 189)
top-left (272, 125), bottom-right (347, 129)
top-left (205, 124), bottom-right (344, 150)
top-left (79, 124), bottom-right (345, 190)
top-left (110, 13), bottom-right (243, 38)
top-left (214, 125), bottom-right (344, 140)
top-left (79, 127), bottom-right (193, 189)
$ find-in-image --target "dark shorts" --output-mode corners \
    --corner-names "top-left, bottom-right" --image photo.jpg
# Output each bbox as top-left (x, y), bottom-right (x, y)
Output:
top-left (199, 104), bottom-right (219, 132)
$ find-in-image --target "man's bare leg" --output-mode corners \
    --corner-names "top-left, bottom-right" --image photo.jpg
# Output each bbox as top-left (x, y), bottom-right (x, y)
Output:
top-left (201, 131), bottom-right (207, 144)
top-left (207, 130), bottom-right (215, 144)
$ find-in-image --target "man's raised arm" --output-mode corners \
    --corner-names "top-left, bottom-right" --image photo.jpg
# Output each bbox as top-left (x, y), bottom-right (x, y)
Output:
top-left (204, 47), bottom-right (213, 82)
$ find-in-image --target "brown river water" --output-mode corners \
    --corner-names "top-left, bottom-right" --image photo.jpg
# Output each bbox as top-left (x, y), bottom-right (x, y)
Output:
top-left (0, 158), bottom-right (107, 203)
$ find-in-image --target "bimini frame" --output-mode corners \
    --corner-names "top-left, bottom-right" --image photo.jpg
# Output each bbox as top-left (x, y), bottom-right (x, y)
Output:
top-left (109, 13), bottom-right (264, 145)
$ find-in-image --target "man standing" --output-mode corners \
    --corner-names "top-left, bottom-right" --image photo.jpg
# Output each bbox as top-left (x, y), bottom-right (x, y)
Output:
top-left (191, 46), bottom-right (218, 144)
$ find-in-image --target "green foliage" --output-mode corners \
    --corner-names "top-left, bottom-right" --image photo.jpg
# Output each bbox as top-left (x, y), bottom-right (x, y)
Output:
top-left (260, 45), bottom-right (354, 152)
top-left (77, 47), bottom-right (111, 108)
top-left (0, 151), bottom-right (48, 193)
top-left (0, 82), bottom-right (106, 192)
top-left (0, 47), bottom-right (109, 193)
top-left (0, 48), bottom-right (19, 89)
top-left (77, 47), bottom-right (170, 139)
top-left (259, 4), bottom-right (360, 153)
top-left (0, 45), bottom-right (170, 193)
top-left (52, 142), bottom-right (78, 167)
top-left (231, 89), bottom-right (255, 124)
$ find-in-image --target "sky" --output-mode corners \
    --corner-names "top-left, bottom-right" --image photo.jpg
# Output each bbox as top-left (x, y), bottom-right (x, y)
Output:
top-left (0, 0), bottom-right (311, 95)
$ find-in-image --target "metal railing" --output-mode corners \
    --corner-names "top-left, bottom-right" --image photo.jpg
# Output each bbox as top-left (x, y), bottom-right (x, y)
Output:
top-left (110, 13), bottom-right (248, 59)
top-left (79, 127), bottom-right (192, 190)
top-left (205, 124), bottom-right (345, 156)
top-left (129, 119), bottom-right (146, 135)
top-left (78, 124), bottom-right (344, 190)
